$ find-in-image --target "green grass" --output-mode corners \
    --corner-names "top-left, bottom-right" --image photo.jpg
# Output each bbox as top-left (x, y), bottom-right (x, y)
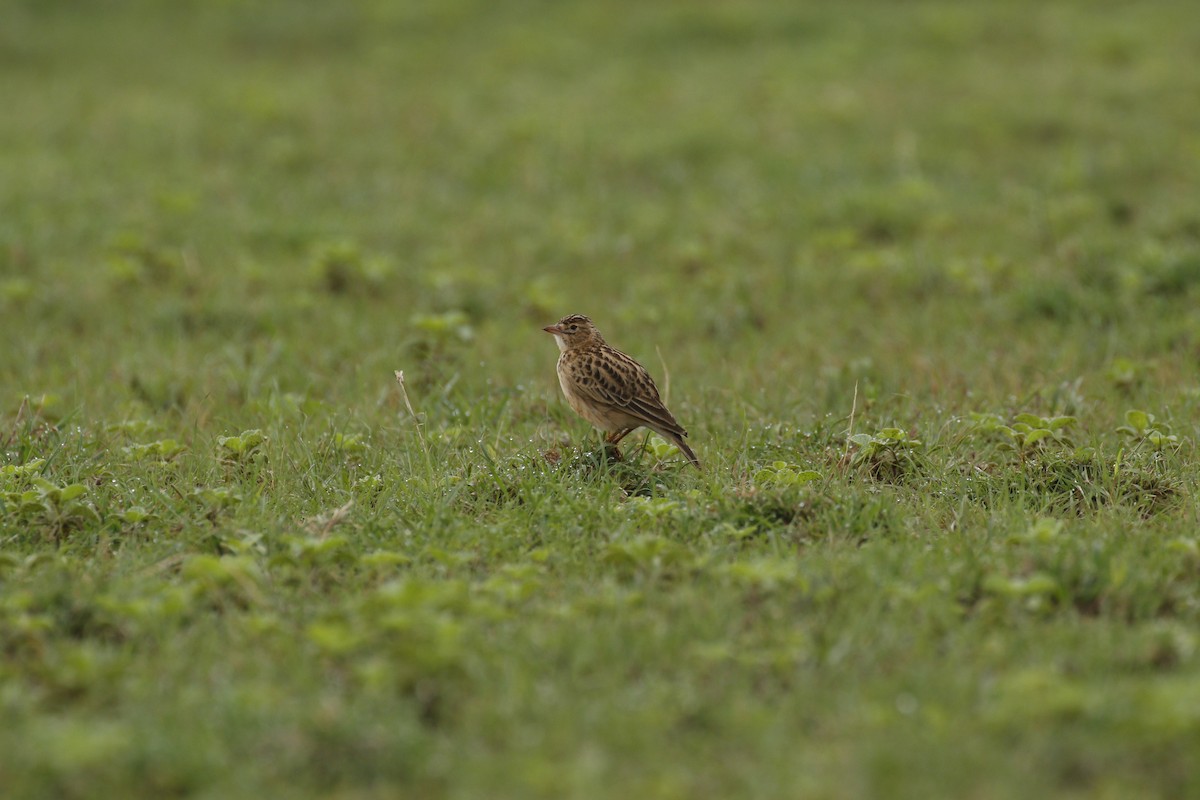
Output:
top-left (4, 0), bottom-right (1200, 797)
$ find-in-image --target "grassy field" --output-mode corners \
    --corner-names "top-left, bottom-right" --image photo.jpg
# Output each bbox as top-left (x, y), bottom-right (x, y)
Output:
top-left (3, 1), bottom-right (1200, 797)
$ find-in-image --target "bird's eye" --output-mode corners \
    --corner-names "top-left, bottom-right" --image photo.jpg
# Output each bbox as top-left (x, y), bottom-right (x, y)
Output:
top-left (567, 325), bottom-right (577, 332)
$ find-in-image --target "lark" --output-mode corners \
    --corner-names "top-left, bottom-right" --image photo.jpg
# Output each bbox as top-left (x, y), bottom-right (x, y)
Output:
top-left (543, 314), bottom-right (701, 469)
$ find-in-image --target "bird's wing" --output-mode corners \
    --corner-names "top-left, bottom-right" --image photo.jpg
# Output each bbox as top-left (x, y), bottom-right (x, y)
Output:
top-left (569, 347), bottom-right (688, 437)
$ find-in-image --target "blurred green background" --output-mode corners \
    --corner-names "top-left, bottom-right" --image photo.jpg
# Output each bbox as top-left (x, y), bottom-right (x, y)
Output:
top-left (4, 0), bottom-right (1199, 420)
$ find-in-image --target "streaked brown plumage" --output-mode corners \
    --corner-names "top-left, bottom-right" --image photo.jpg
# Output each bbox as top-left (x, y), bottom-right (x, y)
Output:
top-left (543, 314), bottom-right (701, 469)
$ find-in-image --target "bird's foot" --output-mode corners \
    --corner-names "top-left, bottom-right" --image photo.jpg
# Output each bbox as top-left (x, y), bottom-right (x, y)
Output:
top-left (601, 442), bottom-right (624, 462)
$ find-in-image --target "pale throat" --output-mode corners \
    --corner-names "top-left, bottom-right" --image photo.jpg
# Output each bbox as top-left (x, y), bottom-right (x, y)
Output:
top-left (553, 335), bottom-right (568, 352)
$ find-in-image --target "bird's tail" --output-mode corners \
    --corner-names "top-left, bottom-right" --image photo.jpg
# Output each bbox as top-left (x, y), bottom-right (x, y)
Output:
top-left (665, 432), bottom-right (701, 470)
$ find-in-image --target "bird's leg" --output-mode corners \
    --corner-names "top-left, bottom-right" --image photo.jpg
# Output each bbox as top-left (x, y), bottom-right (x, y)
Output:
top-left (606, 427), bottom-right (635, 445)
top-left (601, 428), bottom-right (633, 462)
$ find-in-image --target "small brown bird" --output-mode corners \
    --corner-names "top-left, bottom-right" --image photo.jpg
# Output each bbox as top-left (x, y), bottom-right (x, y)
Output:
top-left (543, 314), bottom-right (700, 469)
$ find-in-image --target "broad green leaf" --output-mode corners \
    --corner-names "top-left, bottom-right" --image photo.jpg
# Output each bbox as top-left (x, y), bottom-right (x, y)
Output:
top-left (218, 436), bottom-right (244, 452)
top-left (1147, 432), bottom-right (1178, 448)
top-left (59, 484), bottom-right (87, 502)
top-left (362, 551), bottom-right (413, 569)
top-left (118, 507), bottom-right (152, 524)
top-left (983, 572), bottom-right (1060, 597)
top-left (307, 621), bottom-right (364, 656)
top-left (1125, 409), bottom-right (1150, 431)
top-left (1022, 429), bottom-right (1052, 446)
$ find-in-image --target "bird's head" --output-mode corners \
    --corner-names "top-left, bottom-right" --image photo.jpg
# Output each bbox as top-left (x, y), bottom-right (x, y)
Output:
top-left (543, 314), bottom-right (604, 351)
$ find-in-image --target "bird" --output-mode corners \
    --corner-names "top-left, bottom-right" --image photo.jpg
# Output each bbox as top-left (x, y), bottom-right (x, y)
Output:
top-left (543, 313), bottom-right (701, 469)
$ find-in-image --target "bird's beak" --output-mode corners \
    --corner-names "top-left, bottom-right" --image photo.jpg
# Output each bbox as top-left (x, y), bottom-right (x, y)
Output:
top-left (542, 324), bottom-right (563, 335)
